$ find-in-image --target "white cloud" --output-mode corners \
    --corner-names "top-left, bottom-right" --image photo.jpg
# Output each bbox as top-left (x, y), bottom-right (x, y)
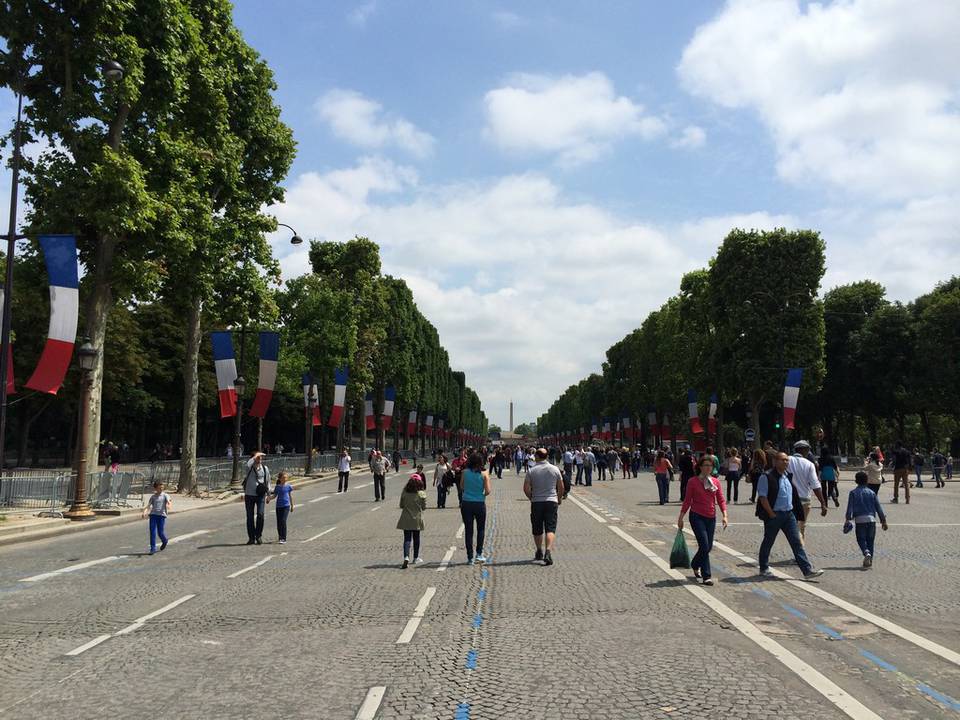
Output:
top-left (347, 2), bottom-right (377, 27)
top-left (671, 125), bottom-right (706, 149)
top-left (316, 89), bottom-right (435, 158)
top-left (483, 72), bottom-right (667, 166)
top-left (678, 0), bottom-right (960, 201)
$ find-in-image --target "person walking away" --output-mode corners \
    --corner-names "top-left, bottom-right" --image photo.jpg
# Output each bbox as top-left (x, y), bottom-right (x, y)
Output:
top-left (677, 455), bottom-right (728, 585)
top-left (931, 448), bottom-right (946, 488)
top-left (606, 448), bottom-right (619, 480)
top-left (620, 448), bottom-right (631, 479)
top-left (631, 448), bottom-right (642, 477)
top-left (574, 448), bottom-right (584, 485)
top-left (653, 450), bottom-right (673, 505)
top-left (562, 447), bottom-right (574, 495)
top-left (337, 449), bottom-right (351, 493)
top-left (392, 448), bottom-right (402, 474)
top-left (267, 471), bottom-right (294, 544)
top-left (846, 471), bottom-right (888, 568)
top-left (451, 449), bottom-right (468, 506)
top-left (434, 454), bottom-right (451, 508)
top-left (459, 453), bottom-right (492, 564)
top-left (788, 440), bottom-right (828, 542)
top-left (889, 441), bottom-right (911, 504)
top-left (243, 452), bottom-right (271, 545)
top-left (494, 448), bottom-right (504, 479)
top-left (596, 447), bottom-right (607, 481)
top-left (947, 453), bottom-right (954, 481)
top-left (912, 448), bottom-right (925, 487)
top-left (725, 448), bottom-right (742, 503)
top-left (677, 448), bottom-right (695, 502)
top-left (582, 447), bottom-right (596, 486)
top-left (397, 473), bottom-right (427, 568)
top-left (863, 452), bottom-right (883, 496)
top-left (748, 449), bottom-right (766, 503)
top-left (514, 447), bottom-right (524, 474)
top-left (756, 452), bottom-right (824, 579)
top-left (524, 448), bottom-right (564, 566)
top-left (819, 447), bottom-right (840, 507)
top-left (141, 481), bottom-right (171, 555)
top-left (371, 450), bottom-right (387, 502)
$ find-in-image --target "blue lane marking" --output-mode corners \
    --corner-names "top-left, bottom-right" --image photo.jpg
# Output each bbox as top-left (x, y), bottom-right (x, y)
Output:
top-left (455, 702), bottom-right (471, 719)
top-left (472, 613), bottom-right (483, 628)
top-left (481, 569), bottom-right (489, 579)
top-left (815, 624), bottom-right (844, 640)
top-left (916, 683), bottom-right (960, 712)
top-left (781, 603), bottom-right (809, 620)
top-left (751, 587), bottom-right (774, 599)
top-left (477, 589), bottom-right (486, 600)
top-left (466, 649), bottom-right (478, 669)
top-left (860, 649), bottom-right (898, 673)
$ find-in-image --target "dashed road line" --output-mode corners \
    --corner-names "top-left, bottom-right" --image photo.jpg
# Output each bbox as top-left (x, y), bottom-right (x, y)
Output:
top-left (355, 686), bottom-right (386, 720)
top-left (455, 524), bottom-right (465, 539)
top-left (395, 586), bottom-right (436, 644)
top-left (301, 527), bottom-right (336, 544)
top-left (308, 495), bottom-right (331, 504)
top-left (369, 505), bottom-right (382, 512)
top-left (21, 556), bottom-right (124, 583)
top-left (66, 594), bottom-right (196, 656)
top-left (566, 494), bottom-right (607, 523)
top-left (167, 529), bottom-right (212, 544)
top-left (227, 553), bottom-right (284, 579)
top-left (437, 546), bottom-right (456, 572)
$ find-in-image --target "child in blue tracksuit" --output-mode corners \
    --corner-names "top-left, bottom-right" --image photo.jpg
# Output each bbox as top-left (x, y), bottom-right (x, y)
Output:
top-left (141, 481), bottom-right (172, 554)
top-left (846, 471), bottom-right (888, 569)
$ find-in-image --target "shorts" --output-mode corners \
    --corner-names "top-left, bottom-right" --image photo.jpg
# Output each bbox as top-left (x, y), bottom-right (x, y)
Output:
top-left (530, 501), bottom-right (559, 535)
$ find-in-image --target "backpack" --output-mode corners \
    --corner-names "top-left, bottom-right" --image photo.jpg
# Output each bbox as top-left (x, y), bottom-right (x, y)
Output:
top-left (442, 469), bottom-right (456, 488)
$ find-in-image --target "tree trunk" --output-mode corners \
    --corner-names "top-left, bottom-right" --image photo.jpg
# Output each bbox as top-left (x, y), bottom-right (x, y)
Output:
top-left (178, 297), bottom-right (202, 494)
top-left (919, 410), bottom-right (933, 450)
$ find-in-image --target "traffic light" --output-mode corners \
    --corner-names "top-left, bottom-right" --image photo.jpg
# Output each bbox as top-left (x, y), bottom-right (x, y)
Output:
top-left (774, 420), bottom-right (781, 429)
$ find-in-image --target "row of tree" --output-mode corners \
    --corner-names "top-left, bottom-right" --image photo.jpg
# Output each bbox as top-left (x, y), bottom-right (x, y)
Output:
top-left (537, 228), bottom-right (959, 455)
top-left (1, 2), bottom-right (486, 488)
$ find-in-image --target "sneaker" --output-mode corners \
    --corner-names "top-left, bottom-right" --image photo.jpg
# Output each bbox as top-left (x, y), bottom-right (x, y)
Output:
top-left (246, 539), bottom-right (255, 545)
top-left (475, 555), bottom-right (488, 564)
top-left (149, 549), bottom-right (156, 555)
top-left (863, 554), bottom-right (872, 568)
top-left (702, 578), bottom-right (713, 586)
top-left (543, 551), bottom-right (553, 566)
top-left (534, 549), bottom-right (543, 561)
top-left (803, 568), bottom-right (825, 580)
top-left (279, 539), bottom-right (286, 545)
top-left (890, 497), bottom-right (898, 503)
top-left (402, 557), bottom-right (409, 569)
top-left (255, 538), bottom-right (262, 545)
top-left (693, 568), bottom-right (702, 579)
top-left (160, 540), bottom-right (167, 551)
top-left (465, 557), bottom-right (474, 565)
top-left (759, 568), bottom-right (774, 577)
top-left (414, 557), bottom-right (425, 564)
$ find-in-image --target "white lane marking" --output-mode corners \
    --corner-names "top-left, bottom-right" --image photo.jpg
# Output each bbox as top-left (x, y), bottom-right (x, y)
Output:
top-left (302, 527), bottom-right (337, 544)
top-left (607, 526), bottom-right (881, 720)
top-left (308, 495), bottom-right (331, 504)
top-left (455, 524), bottom-right (465, 539)
top-left (437, 546), bottom-right (456, 572)
top-left (168, 529), bottom-right (211, 544)
top-left (396, 586), bottom-right (437, 644)
top-left (566, 495), bottom-right (607, 523)
top-left (355, 686), bottom-right (386, 720)
top-left (356, 482), bottom-right (372, 488)
top-left (21, 556), bottom-right (124, 583)
top-left (370, 505), bottom-right (382, 512)
top-left (705, 535), bottom-right (960, 669)
top-left (0, 668), bottom-right (83, 713)
top-left (65, 594), bottom-right (197, 657)
top-left (227, 555), bottom-right (275, 579)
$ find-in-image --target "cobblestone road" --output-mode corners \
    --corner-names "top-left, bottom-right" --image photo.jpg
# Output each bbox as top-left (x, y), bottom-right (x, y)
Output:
top-left (0, 465), bottom-right (957, 718)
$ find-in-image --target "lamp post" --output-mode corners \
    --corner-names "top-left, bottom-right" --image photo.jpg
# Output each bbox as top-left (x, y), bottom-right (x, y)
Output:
top-left (65, 340), bottom-right (99, 520)
top-left (230, 375), bottom-right (246, 490)
top-left (279, 223), bottom-right (304, 246)
top-left (304, 376), bottom-right (316, 475)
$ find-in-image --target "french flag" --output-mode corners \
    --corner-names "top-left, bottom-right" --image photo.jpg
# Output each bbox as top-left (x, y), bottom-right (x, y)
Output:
top-left (708, 394), bottom-right (718, 435)
top-left (211, 331), bottom-right (238, 418)
top-left (647, 409), bottom-right (658, 438)
top-left (327, 367), bottom-right (348, 427)
top-left (407, 409), bottom-right (418, 436)
top-left (662, 414), bottom-right (673, 441)
top-left (302, 374), bottom-right (320, 426)
top-left (364, 392), bottom-right (376, 430)
top-left (249, 332), bottom-right (279, 418)
top-left (425, 414), bottom-right (434, 436)
top-left (622, 415), bottom-right (633, 440)
top-left (382, 385), bottom-right (396, 430)
top-left (25, 235), bottom-right (79, 395)
top-left (783, 368), bottom-right (803, 430)
top-left (591, 420), bottom-right (598, 438)
top-left (602, 419), bottom-right (612, 441)
top-left (438, 418), bottom-right (445, 439)
top-left (687, 390), bottom-right (703, 435)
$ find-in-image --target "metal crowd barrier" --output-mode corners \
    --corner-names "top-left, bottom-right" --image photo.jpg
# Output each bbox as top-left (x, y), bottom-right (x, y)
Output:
top-left (0, 472), bottom-right (70, 517)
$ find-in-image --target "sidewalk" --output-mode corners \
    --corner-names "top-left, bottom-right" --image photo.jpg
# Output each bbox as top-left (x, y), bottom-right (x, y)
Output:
top-left (0, 465), bottom-right (356, 548)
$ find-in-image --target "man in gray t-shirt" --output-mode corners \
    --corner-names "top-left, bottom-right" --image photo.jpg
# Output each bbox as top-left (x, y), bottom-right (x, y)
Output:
top-left (523, 449), bottom-right (565, 566)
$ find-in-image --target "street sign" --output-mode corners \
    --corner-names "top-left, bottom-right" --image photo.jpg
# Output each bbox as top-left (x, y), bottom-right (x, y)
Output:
top-left (745, 428), bottom-right (756, 441)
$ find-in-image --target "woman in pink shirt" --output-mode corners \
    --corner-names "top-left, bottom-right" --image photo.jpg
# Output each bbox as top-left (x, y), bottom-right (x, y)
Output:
top-left (677, 455), bottom-right (728, 586)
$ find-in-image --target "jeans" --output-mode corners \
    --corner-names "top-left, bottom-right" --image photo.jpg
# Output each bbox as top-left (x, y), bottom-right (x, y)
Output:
top-left (575, 465), bottom-right (583, 484)
top-left (915, 464), bottom-right (923, 486)
top-left (338, 471), bottom-right (350, 492)
top-left (495, 463), bottom-right (503, 479)
top-left (759, 510), bottom-right (812, 574)
top-left (597, 464), bottom-right (607, 481)
top-left (854, 522), bottom-right (876, 557)
top-left (584, 467), bottom-right (593, 486)
top-left (403, 529), bottom-right (421, 559)
top-left (460, 501), bottom-right (486, 559)
top-left (726, 471), bottom-right (740, 502)
top-left (631, 460), bottom-right (640, 477)
top-left (933, 468), bottom-right (944, 487)
top-left (679, 475), bottom-right (691, 502)
top-left (515, 461), bottom-right (522, 473)
top-left (373, 473), bottom-right (386, 500)
top-left (149, 514), bottom-right (167, 552)
top-left (825, 480), bottom-right (839, 502)
top-left (689, 512), bottom-right (716, 579)
top-left (437, 485), bottom-right (447, 508)
top-left (276, 506), bottom-right (290, 541)
top-left (655, 473), bottom-right (669, 504)
top-left (244, 495), bottom-right (266, 541)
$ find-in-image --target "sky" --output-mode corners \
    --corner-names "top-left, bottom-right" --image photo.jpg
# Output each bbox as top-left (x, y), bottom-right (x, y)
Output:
top-left (3, 1), bottom-right (960, 431)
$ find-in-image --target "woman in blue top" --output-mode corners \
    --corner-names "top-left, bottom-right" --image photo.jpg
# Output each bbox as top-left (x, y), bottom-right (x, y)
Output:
top-left (819, 448), bottom-right (840, 507)
top-left (267, 471), bottom-right (294, 544)
top-left (458, 453), bottom-right (492, 564)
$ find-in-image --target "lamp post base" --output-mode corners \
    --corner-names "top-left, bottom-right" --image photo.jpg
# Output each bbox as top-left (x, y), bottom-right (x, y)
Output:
top-left (64, 503), bottom-right (96, 521)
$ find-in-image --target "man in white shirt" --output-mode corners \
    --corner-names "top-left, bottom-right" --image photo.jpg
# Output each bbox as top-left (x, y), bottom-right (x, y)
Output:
top-left (574, 449), bottom-right (584, 485)
top-left (788, 440), bottom-right (828, 541)
top-left (561, 448), bottom-right (575, 496)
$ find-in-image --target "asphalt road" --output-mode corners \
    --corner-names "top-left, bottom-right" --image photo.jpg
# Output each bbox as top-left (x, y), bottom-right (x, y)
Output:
top-left (0, 464), bottom-right (957, 719)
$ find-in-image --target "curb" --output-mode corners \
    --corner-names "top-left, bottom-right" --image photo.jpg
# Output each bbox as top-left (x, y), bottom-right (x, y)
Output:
top-left (0, 466), bottom-right (361, 549)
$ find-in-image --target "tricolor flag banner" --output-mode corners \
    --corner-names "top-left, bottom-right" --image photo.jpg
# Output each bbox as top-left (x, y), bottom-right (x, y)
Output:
top-left (602, 419), bottom-right (612, 441)
top-left (211, 331), bottom-right (238, 418)
top-left (591, 421), bottom-right (598, 438)
top-left (687, 390), bottom-right (703, 435)
top-left (647, 409), bottom-right (658, 438)
top-left (662, 414), bottom-right (673, 441)
top-left (622, 415), bottom-right (633, 440)
top-left (249, 331), bottom-right (279, 418)
top-left (783, 368), bottom-right (803, 430)
top-left (438, 418), bottom-right (445, 439)
top-left (364, 392), bottom-right (376, 430)
top-left (327, 367), bottom-right (348, 428)
top-left (425, 414), bottom-right (434, 436)
top-left (382, 385), bottom-right (396, 430)
top-left (708, 393), bottom-right (718, 435)
top-left (302, 374), bottom-right (320, 426)
top-left (25, 235), bottom-right (79, 395)
top-left (407, 409), bottom-right (418, 436)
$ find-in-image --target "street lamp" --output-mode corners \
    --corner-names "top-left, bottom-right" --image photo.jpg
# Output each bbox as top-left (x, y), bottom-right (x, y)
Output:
top-left (65, 340), bottom-right (99, 520)
top-left (229, 375), bottom-right (246, 490)
top-left (277, 223), bottom-right (303, 246)
top-left (102, 60), bottom-right (125, 82)
top-left (304, 376), bottom-right (316, 475)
